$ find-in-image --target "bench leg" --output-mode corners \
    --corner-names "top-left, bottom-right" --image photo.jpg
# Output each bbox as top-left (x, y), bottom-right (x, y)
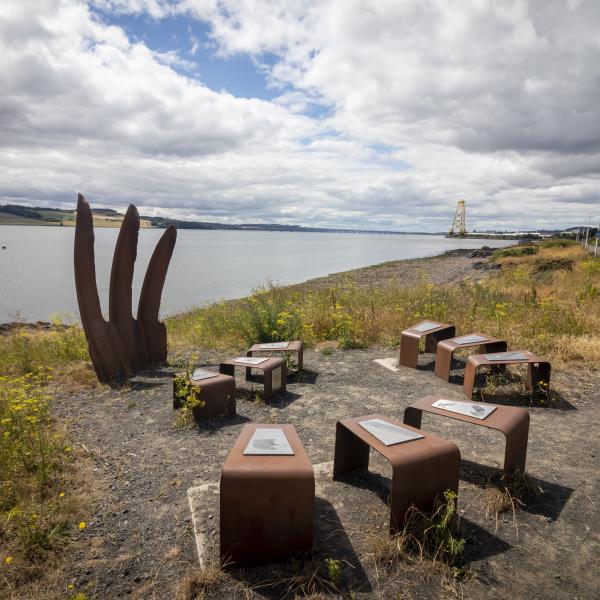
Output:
top-left (424, 326), bottom-right (456, 353)
top-left (527, 362), bottom-right (551, 396)
top-left (219, 364), bottom-right (235, 378)
top-left (262, 368), bottom-right (272, 401)
top-left (399, 332), bottom-right (419, 368)
top-left (434, 346), bottom-right (453, 381)
top-left (503, 413), bottom-right (530, 475)
top-left (390, 447), bottom-right (460, 533)
top-left (403, 406), bottom-right (423, 428)
top-left (333, 423), bottom-right (370, 479)
top-left (463, 362), bottom-right (478, 398)
top-left (297, 347), bottom-right (303, 372)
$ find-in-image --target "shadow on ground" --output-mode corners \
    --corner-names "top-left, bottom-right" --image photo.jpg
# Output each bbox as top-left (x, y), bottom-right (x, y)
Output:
top-left (225, 497), bottom-right (372, 598)
top-left (460, 459), bottom-right (574, 521)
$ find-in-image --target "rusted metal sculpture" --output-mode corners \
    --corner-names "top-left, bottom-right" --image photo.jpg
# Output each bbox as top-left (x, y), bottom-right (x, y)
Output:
top-left (220, 424), bottom-right (314, 565)
top-left (74, 193), bottom-right (176, 382)
top-left (333, 414), bottom-right (460, 532)
top-left (434, 333), bottom-right (507, 381)
top-left (219, 357), bottom-right (286, 401)
top-left (463, 350), bottom-right (551, 399)
top-left (404, 395), bottom-right (530, 475)
top-left (246, 340), bottom-right (304, 373)
top-left (399, 321), bottom-right (456, 369)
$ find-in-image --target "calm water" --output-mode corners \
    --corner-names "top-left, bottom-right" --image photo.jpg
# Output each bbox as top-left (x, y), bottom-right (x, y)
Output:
top-left (0, 226), bottom-right (511, 323)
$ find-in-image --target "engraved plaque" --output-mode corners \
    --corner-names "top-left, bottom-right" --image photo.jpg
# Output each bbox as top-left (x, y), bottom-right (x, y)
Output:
top-left (359, 418), bottom-right (424, 446)
top-left (432, 399), bottom-right (496, 420)
top-left (233, 356), bottom-right (269, 365)
top-left (483, 351), bottom-right (528, 361)
top-left (453, 334), bottom-right (488, 345)
top-left (244, 428), bottom-right (294, 455)
top-left (413, 321), bottom-right (441, 333)
top-left (258, 342), bottom-right (290, 349)
top-left (272, 366), bottom-right (282, 391)
top-left (191, 368), bottom-right (219, 381)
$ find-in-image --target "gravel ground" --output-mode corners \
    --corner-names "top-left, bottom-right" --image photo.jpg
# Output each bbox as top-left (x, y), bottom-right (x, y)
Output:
top-left (44, 247), bottom-right (598, 600)
top-left (52, 347), bottom-right (599, 600)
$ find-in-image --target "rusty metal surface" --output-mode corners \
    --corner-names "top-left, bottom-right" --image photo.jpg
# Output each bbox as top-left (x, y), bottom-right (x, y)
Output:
top-left (434, 333), bottom-right (507, 381)
top-left (173, 373), bottom-right (236, 419)
top-left (247, 340), bottom-right (304, 372)
top-left (74, 194), bottom-right (131, 383)
top-left (137, 225), bottom-right (177, 366)
top-left (220, 423), bottom-right (314, 565)
top-left (74, 193), bottom-right (176, 382)
top-left (219, 357), bottom-right (286, 401)
top-left (109, 205), bottom-right (147, 369)
top-left (399, 321), bottom-right (456, 368)
top-left (404, 395), bottom-right (530, 475)
top-left (462, 350), bottom-right (551, 399)
top-left (333, 414), bottom-right (460, 532)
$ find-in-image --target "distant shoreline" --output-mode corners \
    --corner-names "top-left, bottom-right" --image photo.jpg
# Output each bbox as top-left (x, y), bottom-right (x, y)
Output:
top-left (0, 204), bottom-right (546, 238)
top-left (0, 243), bottom-right (505, 329)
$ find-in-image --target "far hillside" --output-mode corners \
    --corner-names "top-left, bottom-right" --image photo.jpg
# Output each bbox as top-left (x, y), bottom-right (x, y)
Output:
top-left (0, 204), bottom-right (154, 227)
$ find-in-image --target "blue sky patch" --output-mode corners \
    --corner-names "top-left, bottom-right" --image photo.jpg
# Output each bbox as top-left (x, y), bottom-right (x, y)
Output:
top-left (93, 10), bottom-right (282, 100)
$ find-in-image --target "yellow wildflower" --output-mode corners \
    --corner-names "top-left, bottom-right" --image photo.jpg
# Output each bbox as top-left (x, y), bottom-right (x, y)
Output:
top-left (4, 556), bottom-right (13, 565)
top-left (78, 521), bottom-right (86, 530)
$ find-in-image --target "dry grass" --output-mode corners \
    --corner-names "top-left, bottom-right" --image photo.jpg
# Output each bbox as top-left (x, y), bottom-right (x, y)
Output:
top-left (176, 561), bottom-right (225, 600)
top-left (168, 242), bottom-right (600, 368)
top-left (474, 471), bottom-right (543, 535)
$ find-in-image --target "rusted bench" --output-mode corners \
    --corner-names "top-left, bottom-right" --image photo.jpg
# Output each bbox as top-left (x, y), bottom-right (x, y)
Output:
top-left (220, 424), bottom-right (314, 565)
top-left (333, 414), bottom-right (460, 532)
top-left (434, 333), bottom-right (507, 382)
top-left (404, 395), bottom-right (529, 474)
top-left (173, 369), bottom-right (236, 419)
top-left (399, 321), bottom-right (456, 368)
top-left (463, 350), bottom-right (551, 398)
top-left (219, 356), bottom-right (286, 401)
top-left (247, 340), bottom-right (304, 373)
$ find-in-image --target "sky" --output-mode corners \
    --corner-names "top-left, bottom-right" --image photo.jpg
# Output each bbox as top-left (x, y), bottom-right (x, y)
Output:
top-left (0, 0), bottom-right (599, 232)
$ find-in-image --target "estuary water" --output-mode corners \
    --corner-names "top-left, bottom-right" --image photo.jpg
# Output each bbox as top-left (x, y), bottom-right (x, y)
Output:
top-left (0, 226), bottom-right (511, 323)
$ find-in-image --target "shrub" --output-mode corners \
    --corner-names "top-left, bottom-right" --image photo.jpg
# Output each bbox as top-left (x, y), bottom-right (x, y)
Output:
top-left (0, 373), bottom-right (83, 571)
top-left (532, 257), bottom-right (574, 274)
top-left (492, 245), bottom-right (538, 260)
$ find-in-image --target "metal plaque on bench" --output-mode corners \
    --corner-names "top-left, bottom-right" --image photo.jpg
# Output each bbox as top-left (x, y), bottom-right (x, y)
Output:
top-left (243, 427), bottom-right (294, 455)
top-left (233, 356), bottom-right (269, 365)
top-left (258, 342), bottom-right (290, 349)
top-left (413, 321), bottom-right (441, 333)
top-left (191, 368), bottom-right (220, 381)
top-left (453, 334), bottom-right (488, 345)
top-left (432, 399), bottom-right (497, 420)
top-left (483, 351), bottom-right (529, 361)
top-left (359, 418), bottom-right (424, 446)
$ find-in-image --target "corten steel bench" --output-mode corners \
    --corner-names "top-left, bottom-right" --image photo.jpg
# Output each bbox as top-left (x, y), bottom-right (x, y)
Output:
top-left (219, 357), bottom-right (286, 401)
top-left (434, 333), bottom-right (507, 382)
top-left (247, 340), bottom-right (304, 373)
top-left (463, 350), bottom-right (551, 399)
top-left (220, 424), bottom-right (314, 565)
top-left (399, 320), bottom-right (456, 368)
top-left (333, 414), bottom-right (460, 532)
top-left (173, 372), bottom-right (235, 419)
top-left (404, 395), bottom-right (530, 475)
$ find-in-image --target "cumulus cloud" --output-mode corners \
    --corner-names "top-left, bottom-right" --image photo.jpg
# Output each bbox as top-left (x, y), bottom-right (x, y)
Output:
top-left (0, 0), bottom-right (598, 231)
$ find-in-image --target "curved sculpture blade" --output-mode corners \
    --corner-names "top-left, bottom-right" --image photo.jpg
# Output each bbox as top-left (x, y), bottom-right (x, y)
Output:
top-left (74, 193), bottom-right (131, 382)
top-left (137, 225), bottom-right (177, 365)
top-left (109, 205), bottom-right (148, 369)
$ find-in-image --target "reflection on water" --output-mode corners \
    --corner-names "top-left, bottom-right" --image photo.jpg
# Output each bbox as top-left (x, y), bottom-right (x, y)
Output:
top-left (0, 226), bottom-right (511, 323)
